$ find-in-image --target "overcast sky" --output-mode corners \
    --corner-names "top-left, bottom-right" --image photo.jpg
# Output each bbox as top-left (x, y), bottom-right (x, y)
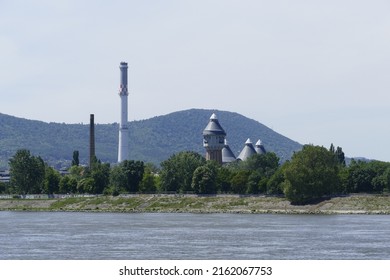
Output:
top-left (1, 0), bottom-right (390, 161)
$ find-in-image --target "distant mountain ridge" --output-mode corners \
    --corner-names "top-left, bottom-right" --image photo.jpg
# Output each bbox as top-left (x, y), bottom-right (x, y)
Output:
top-left (0, 109), bottom-right (303, 169)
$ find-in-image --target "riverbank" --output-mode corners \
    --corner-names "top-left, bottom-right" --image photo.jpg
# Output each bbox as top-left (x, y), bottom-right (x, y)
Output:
top-left (1, 194), bottom-right (390, 214)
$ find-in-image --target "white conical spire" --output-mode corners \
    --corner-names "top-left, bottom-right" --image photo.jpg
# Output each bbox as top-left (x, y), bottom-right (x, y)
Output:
top-left (210, 113), bottom-right (217, 120)
top-left (255, 139), bottom-right (266, 154)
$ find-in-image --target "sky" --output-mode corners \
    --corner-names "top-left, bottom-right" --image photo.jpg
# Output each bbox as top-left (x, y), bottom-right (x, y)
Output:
top-left (1, 0), bottom-right (390, 161)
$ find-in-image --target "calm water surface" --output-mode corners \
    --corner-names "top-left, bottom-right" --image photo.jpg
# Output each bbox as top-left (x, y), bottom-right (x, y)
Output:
top-left (0, 212), bottom-right (389, 259)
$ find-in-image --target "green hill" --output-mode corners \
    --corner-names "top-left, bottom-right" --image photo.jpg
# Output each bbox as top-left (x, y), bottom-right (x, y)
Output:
top-left (0, 109), bottom-right (302, 169)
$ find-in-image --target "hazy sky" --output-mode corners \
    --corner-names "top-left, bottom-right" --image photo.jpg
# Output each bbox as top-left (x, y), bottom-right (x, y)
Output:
top-left (1, 0), bottom-right (390, 161)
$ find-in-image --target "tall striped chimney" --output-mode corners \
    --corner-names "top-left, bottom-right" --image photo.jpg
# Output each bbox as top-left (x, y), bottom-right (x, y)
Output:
top-left (118, 62), bottom-right (129, 162)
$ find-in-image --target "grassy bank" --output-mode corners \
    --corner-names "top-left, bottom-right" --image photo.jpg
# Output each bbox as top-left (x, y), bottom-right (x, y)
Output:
top-left (1, 194), bottom-right (390, 214)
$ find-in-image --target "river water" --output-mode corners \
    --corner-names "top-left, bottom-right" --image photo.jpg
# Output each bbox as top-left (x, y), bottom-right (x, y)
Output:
top-left (0, 212), bottom-right (389, 260)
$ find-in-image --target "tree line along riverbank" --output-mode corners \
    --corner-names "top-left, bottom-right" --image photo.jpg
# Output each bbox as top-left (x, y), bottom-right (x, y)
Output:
top-left (4, 145), bottom-right (390, 208)
top-left (1, 194), bottom-right (390, 214)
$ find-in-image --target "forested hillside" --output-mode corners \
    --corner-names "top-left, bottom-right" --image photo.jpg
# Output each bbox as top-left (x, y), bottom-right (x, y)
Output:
top-left (0, 109), bottom-right (302, 168)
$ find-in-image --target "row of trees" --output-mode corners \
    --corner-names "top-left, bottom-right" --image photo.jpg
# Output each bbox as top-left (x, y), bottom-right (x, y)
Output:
top-left (4, 149), bottom-right (148, 196)
top-left (2, 146), bottom-right (390, 204)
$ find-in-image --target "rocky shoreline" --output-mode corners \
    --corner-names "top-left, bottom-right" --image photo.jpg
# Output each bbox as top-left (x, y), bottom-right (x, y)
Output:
top-left (1, 194), bottom-right (390, 214)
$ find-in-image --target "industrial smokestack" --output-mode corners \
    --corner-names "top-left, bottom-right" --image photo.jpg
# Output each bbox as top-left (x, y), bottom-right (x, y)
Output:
top-left (118, 62), bottom-right (129, 162)
top-left (89, 114), bottom-right (95, 167)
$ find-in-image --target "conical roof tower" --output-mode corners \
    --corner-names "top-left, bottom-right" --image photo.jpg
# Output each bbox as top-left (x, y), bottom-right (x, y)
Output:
top-left (202, 113), bottom-right (226, 136)
top-left (222, 139), bottom-right (236, 163)
top-left (255, 139), bottom-right (266, 154)
top-left (203, 113), bottom-right (226, 164)
top-left (237, 138), bottom-right (257, 161)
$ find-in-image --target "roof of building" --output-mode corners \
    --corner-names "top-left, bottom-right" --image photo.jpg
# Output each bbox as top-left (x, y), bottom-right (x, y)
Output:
top-left (202, 113), bottom-right (226, 136)
top-left (255, 139), bottom-right (267, 154)
top-left (222, 139), bottom-right (236, 163)
top-left (237, 138), bottom-right (257, 161)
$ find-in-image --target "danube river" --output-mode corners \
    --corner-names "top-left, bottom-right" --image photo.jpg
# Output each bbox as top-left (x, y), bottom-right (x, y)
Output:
top-left (1, 212), bottom-right (389, 259)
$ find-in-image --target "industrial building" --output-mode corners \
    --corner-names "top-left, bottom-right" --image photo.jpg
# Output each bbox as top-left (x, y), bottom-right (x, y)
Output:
top-left (202, 113), bottom-right (266, 164)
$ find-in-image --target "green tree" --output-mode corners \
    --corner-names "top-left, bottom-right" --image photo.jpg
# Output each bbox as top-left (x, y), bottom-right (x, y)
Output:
top-left (335, 146), bottom-right (346, 166)
top-left (191, 164), bottom-right (217, 194)
top-left (246, 171), bottom-right (262, 194)
top-left (109, 165), bottom-right (125, 194)
top-left (266, 165), bottom-right (285, 195)
top-left (124, 160), bottom-right (144, 193)
top-left (59, 176), bottom-right (77, 194)
top-left (330, 144), bottom-right (346, 166)
top-left (346, 160), bottom-right (390, 193)
top-left (230, 170), bottom-right (250, 194)
top-left (139, 163), bottom-right (158, 193)
top-left (139, 172), bottom-right (157, 193)
top-left (0, 181), bottom-right (7, 194)
top-left (110, 160), bottom-right (144, 193)
top-left (160, 151), bottom-right (206, 193)
top-left (90, 159), bottom-right (110, 194)
top-left (329, 143), bottom-right (335, 154)
top-left (72, 150), bottom-right (79, 166)
top-left (382, 167), bottom-right (390, 193)
top-left (216, 166), bottom-right (233, 193)
top-left (68, 165), bottom-right (85, 180)
top-left (283, 145), bottom-right (340, 204)
top-left (244, 153), bottom-right (280, 177)
top-left (77, 177), bottom-right (94, 193)
top-left (346, 160), bottom-right (374, 193)
top-left (9, 149), bottom-right (45, 195)
top-left (44, 166), bottom-right (61, 195)
top-left (31, 156), bottom-right (45, 194)
top-left (61, 164), bottom-right (86, 193)
top-left (239, 153), bottom-right (280, 194)
top-left (338, 165), bottom-right (350, 194)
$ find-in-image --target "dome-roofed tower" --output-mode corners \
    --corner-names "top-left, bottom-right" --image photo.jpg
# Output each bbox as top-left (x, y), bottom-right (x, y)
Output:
top-left (255, 139), bottom-right (267, 155)
top-left (203, 113), bottom-right (226, 164)
top-left (222, 139), bottom-right (236, 164)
